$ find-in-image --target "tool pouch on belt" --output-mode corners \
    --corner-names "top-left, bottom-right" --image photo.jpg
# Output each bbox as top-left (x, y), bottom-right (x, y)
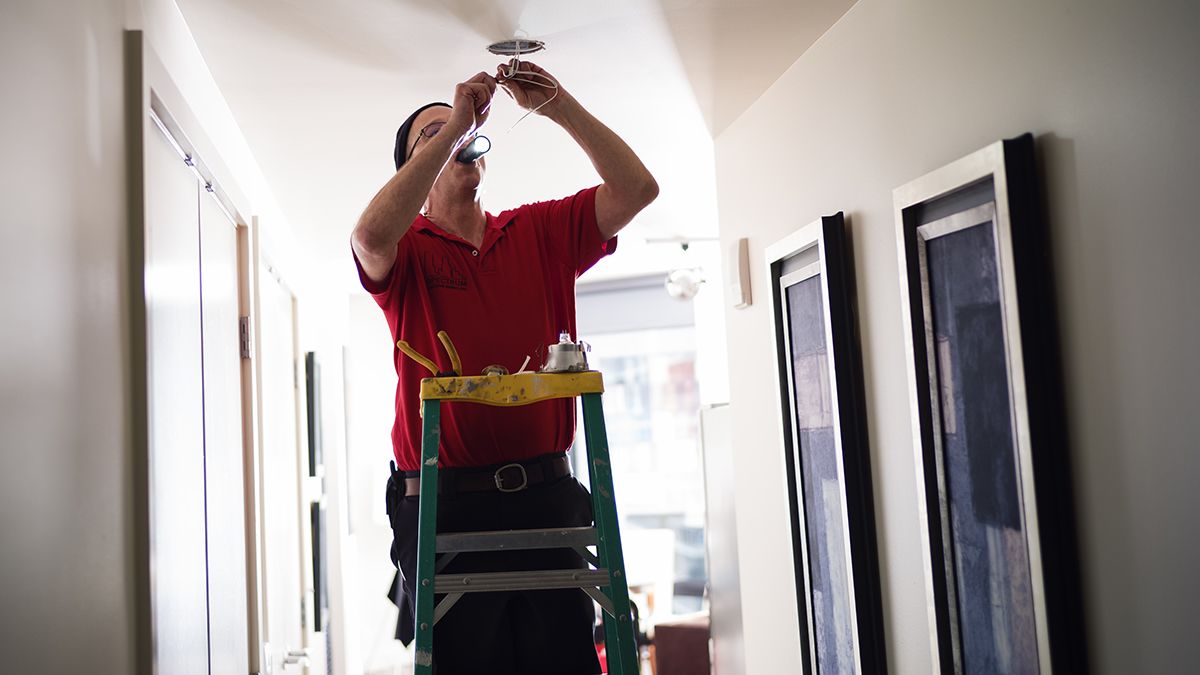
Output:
top-left (385, 460), bottom-right (406, 565)
top-left (384, 461), bottom-right (417, 645)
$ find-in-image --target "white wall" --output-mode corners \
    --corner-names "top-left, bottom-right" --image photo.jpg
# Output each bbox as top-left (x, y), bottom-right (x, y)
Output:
top-left (0, 2), bottom-right (325, 673)
top-left (345, 294), bottom-right (415, 673)
top-left (133, 0), bottom-right (305, 292)
top-left (714, 0), bottom-right (1200, 673)
top-left (0, 2), bottom-right (137, 673)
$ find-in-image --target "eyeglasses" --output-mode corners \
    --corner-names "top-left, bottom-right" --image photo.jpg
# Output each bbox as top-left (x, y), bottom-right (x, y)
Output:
top-left (407, 121), bottom-right (446, 160)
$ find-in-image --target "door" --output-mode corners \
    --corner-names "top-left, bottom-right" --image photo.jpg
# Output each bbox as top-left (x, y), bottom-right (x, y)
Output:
top-left (200, 194), bottom-right (251, 673)
top-left (145, 109), bottom-right (209, 675)
top-left (257, 263), bottom-right (308, 673)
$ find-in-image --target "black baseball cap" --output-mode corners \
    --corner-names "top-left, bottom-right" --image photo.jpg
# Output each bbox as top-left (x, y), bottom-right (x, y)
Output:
top-left (394, 102), bottom-right (451, 171)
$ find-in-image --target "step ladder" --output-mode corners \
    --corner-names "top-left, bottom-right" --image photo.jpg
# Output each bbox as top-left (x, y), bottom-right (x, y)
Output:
top-left (398, 333), bottom-right (639, 675)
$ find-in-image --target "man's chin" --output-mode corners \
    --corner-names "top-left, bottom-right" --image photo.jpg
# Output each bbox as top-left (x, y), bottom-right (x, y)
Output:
top-left (436, 165), bottom-right (484, 194)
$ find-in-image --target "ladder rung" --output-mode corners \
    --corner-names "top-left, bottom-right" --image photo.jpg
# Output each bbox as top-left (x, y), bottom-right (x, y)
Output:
top-left (434, 568), bottom-right (610, 593)
top-left (435, 527), bottom-right (598, 553)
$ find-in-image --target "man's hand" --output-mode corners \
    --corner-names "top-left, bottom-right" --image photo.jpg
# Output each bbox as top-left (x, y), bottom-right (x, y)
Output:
top-left (496, 60), bottom-right (572, 118)
top-left (446, 72), bottom-right (498, 139)
top-left (507, 62), bottom-right (656, 240)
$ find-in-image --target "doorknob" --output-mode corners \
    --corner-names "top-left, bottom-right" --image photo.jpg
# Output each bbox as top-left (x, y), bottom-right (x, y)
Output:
top-left (282, 648), bottom-right (310, 668)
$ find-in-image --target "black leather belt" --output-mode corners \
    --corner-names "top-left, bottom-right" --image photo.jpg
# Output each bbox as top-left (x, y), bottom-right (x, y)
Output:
top-left (403, 454), bottom-right (571, 496)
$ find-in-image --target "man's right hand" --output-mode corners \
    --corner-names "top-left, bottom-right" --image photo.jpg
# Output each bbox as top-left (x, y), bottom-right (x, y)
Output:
top-left (445, 72), bottom-right (498, 139)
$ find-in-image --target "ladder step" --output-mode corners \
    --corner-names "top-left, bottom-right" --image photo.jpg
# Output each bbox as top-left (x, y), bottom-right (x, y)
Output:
top-left (435, 526), bottom-right (598, 553)
top-left (434, 568), bottom-right (610, 593)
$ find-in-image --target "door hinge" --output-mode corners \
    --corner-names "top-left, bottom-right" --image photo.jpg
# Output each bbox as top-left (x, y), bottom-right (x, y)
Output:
top-left (239, 316), bottom-right (253, 359)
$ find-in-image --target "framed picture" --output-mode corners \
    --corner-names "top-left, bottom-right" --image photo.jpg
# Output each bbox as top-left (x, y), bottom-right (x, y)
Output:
top-left (768, 212), bottom-right (886, 674)
top-left (894, 134), bottom-right (1085, 673)
top-left (310, 500), bottom-right (328, 631)
top-left (305, 351), bottom-right (322, 476)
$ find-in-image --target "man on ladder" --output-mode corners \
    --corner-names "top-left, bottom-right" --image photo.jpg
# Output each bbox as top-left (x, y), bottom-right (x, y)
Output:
top-left (350, 61), bottom-right (658, 674)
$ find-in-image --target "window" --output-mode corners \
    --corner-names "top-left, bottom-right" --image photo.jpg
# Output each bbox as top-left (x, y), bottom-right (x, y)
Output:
top-left (574, 279), bottom-right (708, 618)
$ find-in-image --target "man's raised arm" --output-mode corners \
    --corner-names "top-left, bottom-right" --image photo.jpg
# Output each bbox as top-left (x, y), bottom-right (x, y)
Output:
top-left (351, 72), bottom-right (497, 283)
top-left (497, 62), bottom-right (658, 240)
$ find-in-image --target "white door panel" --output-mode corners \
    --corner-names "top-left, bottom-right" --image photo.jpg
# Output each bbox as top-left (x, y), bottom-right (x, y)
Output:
top-left (145, 122), bottom-right (209, 675)
top-left (200, 195), bottom-right (251, 674)
top-left (259, 266), bottom-right (307, 673)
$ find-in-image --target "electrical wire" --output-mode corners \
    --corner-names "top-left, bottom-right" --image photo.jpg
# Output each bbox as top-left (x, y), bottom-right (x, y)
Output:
top-left (497, 54), bottom-right (560, 132)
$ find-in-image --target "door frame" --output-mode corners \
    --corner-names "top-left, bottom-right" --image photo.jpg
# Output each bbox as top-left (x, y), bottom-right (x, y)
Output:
top-left (253, 242), bottom-right (320, 673)
top-left (129, 30), bottom-right (269, 675)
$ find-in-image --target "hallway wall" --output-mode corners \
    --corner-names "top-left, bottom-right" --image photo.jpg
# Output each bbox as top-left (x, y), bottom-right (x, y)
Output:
top-left (1, 2), bottom-right (317, 673)
top-left (0, 1), bottom-right (137, 673)
top-left (714, 0), bottom-right (1200, 672)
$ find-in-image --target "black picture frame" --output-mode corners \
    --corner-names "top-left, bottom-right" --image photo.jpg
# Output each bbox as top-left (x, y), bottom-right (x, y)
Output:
top-left (305, 351), bottom-right (322, 477)
top-left (768, 212), bottom-right (886, 674)
top-left (894, 134), bottom-right (1086, 673)
top-left (310, 500), bottom-right (328, 631)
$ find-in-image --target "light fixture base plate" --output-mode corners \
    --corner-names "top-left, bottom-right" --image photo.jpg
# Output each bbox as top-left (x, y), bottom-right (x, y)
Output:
top-left (487, 38), bottom-right (546, 56)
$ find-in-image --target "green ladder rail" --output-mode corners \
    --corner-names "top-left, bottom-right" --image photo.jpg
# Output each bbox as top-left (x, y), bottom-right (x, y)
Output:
top-left (408, 367), bottom-right (639, 675)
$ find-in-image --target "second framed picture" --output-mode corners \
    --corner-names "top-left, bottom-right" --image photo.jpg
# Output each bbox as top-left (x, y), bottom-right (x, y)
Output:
top-left (894, 134), bottom-right (1085, 673)
top-left (768, 213), bottom-right (886, 674)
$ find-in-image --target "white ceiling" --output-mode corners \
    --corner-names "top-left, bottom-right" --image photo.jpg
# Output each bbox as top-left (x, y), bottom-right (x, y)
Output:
top-left (176, 0), bottom-right (854, 286)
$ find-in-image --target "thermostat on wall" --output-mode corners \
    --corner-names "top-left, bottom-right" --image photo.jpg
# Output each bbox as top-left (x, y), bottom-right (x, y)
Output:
top-left (728, 237), bottom-right (751, 308)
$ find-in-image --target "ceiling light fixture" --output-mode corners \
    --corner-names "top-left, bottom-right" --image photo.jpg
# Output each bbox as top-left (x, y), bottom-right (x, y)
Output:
top-left (656, 241), bottom-right (709, 301)
top-left (665, 267), bottom-right (704, 300)
top-left (488, 36), bottom-right (558, 131)
top-left (486, 38), bottom-right (546, 56)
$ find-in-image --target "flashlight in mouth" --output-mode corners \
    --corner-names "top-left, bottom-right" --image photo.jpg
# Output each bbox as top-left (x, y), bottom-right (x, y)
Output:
top-left (455, 135), bottom-right (491, 163)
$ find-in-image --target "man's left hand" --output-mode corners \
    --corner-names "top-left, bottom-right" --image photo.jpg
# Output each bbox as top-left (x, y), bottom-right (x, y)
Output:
top-left (496, 60), bottom-right (572, 118)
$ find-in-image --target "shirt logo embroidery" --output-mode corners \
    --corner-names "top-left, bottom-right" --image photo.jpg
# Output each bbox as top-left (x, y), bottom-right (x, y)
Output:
top-left (425, 253), bottom-right (467, 291)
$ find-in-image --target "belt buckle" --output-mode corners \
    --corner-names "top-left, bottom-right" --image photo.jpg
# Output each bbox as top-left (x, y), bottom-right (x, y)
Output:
top-left (494, 463), bottom-right (529, 493)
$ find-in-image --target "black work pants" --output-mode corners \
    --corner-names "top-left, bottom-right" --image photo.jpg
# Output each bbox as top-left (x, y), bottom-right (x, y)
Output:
top-left (386, 461), bottom-right (602, 675)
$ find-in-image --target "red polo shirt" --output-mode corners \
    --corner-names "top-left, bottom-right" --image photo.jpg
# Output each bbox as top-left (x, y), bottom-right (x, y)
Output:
top-left (354, 185), bottom-right (616, 470)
